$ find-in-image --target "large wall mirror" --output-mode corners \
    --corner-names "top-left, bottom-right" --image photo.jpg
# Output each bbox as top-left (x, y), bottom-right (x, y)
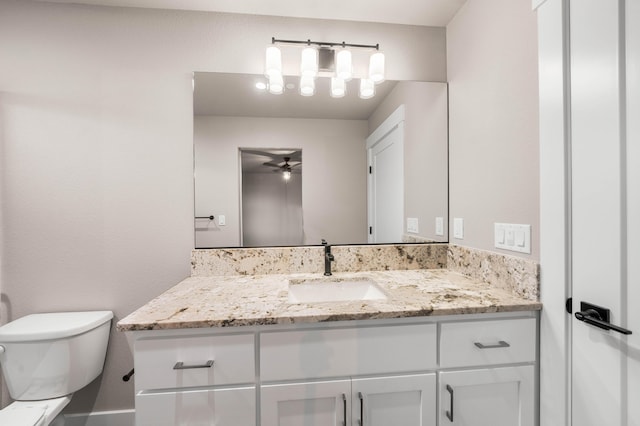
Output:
top-left (194, 72), bottom-right (448, 248)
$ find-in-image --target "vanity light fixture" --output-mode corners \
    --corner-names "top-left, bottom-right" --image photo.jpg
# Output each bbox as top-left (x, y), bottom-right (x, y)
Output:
top-left (265, 45), bottom-right (282, 78)
top-left (264, 37), bottom-right (384, 99)
top-left (359, 78), bottom-right (375, 99)
top-left (330, 77), bottom-right (346, 98)
top-left (300, 46), bottom-right (319, 77)
top-left (300, 75), bottom-right (315, 96)
top-left (268, 73), bottom-right (284, 95)
top-left (335, 48), bottom-right (353, 81)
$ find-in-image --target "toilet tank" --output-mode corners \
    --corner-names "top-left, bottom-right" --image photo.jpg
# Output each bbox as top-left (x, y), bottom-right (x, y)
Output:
top-left (0, 311), bottom-right (113, 401)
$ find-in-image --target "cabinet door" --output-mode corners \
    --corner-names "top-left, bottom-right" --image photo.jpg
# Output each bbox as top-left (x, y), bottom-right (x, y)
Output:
top-left (439, 366), bottom-right (534, 426)
top-left (352, 374), bottom-right (436, 426)
top-left (261, 379), bottom-right (351, 426)
top-left (135, 386), bottom-right (255, 426)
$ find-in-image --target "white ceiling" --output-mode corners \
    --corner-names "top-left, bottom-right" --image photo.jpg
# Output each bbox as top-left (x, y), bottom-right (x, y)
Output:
top-left (36, 0), bottom-right (467, 26)
top-left (193, 72), bottom-right (398, 119)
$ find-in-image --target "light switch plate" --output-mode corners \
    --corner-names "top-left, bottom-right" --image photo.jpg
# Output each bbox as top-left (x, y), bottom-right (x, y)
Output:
top-left (435, 217), bottom-right (444, 236)
top-left (494, 223), bottom-right (531, 254)
top-left (218, 215), bottom-right (226, 226)
top-left (453, 218), bottom-right (464, 239)
top-left (407, 218), bottom-right (419, 233)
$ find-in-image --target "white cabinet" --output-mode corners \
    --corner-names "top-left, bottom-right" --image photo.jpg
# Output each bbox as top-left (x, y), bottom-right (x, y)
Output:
top-left (261, 374), bottom-right (436, 426)
top-left (438, 366), bottom-right (535, 426)
top-left (136, 386), bottom-right (255, 426)
top-left (352, 374), bottom-right (436, 426)
top-left (438, 318), bottom-right (536, 426)
top-left (261, 379), bottom-right (351, 426)
top-left (133, 332), bottom-right (256, 426)
top-left (439, 318), bottom-right (536, 368)
top-left (260, 323), bottom-right (438, 381)
top-left (129, 313), bottom-right (538, 426)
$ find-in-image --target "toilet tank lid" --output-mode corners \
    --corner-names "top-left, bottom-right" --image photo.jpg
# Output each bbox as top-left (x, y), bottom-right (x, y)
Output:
top-left (0, 311), bottom-right (113, 343)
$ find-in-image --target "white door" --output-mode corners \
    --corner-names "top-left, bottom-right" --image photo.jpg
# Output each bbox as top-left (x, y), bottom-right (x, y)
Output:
top-left (438, 366), bottom-right (534, 426)
top-left (351, 374), bottom-right (436, 426)
top-left (261, 379), bottom-right (351, 426)
top-left (570, 1), bottom-right (639, 425)
top-left (367, 108), bottom-right (404, 243)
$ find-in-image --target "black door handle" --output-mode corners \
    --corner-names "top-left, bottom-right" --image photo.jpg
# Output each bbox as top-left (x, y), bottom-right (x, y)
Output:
top-left (575, 302), bottom-right (632, 335)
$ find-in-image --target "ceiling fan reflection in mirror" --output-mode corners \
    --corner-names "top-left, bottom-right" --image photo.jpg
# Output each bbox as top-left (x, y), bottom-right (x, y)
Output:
top-left (240, 148), bottom-right (302, 181)
top-left (263, 155), bottom-right (301, 180)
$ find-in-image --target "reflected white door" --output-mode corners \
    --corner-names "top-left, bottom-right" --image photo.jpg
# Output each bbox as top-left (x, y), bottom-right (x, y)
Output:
top-left (367, 108), bottom-right (404, 244)
top-left (570, 1), bottom-right (639, 424)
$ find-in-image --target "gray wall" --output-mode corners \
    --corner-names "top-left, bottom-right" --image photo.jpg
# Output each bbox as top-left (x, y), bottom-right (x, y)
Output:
top-left (242, 171), bottom-right (304, 247)
top-left (447, 0), bottom-right (540, 259)
top-left (0, 0), bottom-right (446, 412)
top-left (369, 82), bottom-right (449, 242)
top-left (194, 116), bottom-right (369, 247)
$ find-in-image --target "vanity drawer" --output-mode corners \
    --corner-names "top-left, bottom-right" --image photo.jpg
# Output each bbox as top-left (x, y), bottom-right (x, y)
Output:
top-left (260, 323), bottom-right (437, 382)
top-left (136, 386), bottom-right (256, 426)
top-left (134, 333), bottom-right (255, 390)
top-left (439, 318), bottom-right (536, 368)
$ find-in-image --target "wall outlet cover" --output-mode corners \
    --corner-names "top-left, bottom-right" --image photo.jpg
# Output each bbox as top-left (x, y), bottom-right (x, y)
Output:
top-left (453, 217), bottom-right (464, 239)
top-left (407, 217), bottom-right (419, 233)
top-left (435, 217), bottom-right (444, 236)
top-left (494, 223), bottom-right (531, 254)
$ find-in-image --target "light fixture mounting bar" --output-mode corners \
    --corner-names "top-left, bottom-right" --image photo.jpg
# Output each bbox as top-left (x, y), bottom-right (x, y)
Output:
top-left (271, 37), bottom-right (379, 51)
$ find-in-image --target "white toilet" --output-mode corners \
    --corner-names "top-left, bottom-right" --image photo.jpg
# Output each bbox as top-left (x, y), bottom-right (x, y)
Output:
top-left (0, 311), bottom-right (113, 425)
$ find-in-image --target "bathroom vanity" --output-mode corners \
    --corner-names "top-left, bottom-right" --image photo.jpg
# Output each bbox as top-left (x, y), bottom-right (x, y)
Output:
top-left (118, 268), bottom-right (540, 426)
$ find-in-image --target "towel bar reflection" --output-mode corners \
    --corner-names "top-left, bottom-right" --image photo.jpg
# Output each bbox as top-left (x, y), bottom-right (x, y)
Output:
top-left (195, 216), bottom-right (215, 220)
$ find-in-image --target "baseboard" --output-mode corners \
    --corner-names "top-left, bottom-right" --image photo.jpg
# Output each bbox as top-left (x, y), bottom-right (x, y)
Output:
top-left (56, 409), bottom-right (135, 426)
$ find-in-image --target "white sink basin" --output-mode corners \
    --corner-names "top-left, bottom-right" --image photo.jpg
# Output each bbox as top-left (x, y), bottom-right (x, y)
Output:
top-left (288, 276), bottom-right (387, 303)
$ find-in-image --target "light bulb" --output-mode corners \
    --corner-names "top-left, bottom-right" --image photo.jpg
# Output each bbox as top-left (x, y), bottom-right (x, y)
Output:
top-left (335, 49), bottom-right (352, 81)
top-left (300, 47), bottom-right (319, 77)
top-left (300, 75), bottom-right (315, 96)
top-left (283, 170), bottom-right (291, 180)
top-left (265, 45), bottom-right (282, 78)
top-left (369, 51), bottom-right (385, 83)
top-left (331, 77), bottom-right (346, 98)
top-left (269, 74), bottom-right (284, 95)
top-left (359, 78), bottom-right (375, 99)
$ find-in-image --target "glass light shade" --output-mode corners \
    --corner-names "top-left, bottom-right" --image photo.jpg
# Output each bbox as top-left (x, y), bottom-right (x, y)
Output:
top-left (283, 170), bottom-right (291, 180)
top-left (300, 47), bottom-right (319, 77)
top-left (331, 77), bottom-right (346, 98)
top-left (265, 46), bottom-right (282, 78)
top-left (269, 74), bottom-right (284, 95)
top-left (300, 75), bottom-right (315, 96)
top-left (359, 78), bottom-right (375, 99)
top-left (369, 51), bottom-right (385, 83)
top-left (335, 49), bottom-right (352, 80)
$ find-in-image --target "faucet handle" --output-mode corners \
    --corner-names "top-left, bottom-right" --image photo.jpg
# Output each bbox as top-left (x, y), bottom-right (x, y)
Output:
top-left (321, 239), bottom-right (328, 245)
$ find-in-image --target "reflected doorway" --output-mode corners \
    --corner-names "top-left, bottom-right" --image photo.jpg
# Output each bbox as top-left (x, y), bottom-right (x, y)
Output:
top-left (367, 107), bottom-right (404, 243)
top-left (240, 149), bottom-right (303, 246)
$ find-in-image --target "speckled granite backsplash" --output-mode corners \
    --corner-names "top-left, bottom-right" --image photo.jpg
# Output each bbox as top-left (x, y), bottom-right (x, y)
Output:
top-left (447, 245), bottom-right (539, 301)
top-left (191, 243), bottom-right (539, 301)
top-left (191, 244), bottom-right (448, 277)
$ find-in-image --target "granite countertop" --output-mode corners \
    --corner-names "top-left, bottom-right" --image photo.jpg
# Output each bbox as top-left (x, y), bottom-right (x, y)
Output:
top-left (117, 269), bottom-right (541, 331)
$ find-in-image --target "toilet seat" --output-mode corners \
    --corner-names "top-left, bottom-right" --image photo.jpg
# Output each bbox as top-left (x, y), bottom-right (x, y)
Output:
top-left (0, 406), bottom-right (45, 426)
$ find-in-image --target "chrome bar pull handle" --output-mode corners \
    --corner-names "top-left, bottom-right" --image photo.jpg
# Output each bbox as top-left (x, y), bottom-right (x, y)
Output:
top-left (446, 384), bottom-right (454, 422)
top-left (173, 360), bottom-right (214, 370)
top-left (575, 302), bottom-right (632, 335)
top-left (358, 392), bottom-right (364, 426)
top-left (474, 340), bottom-right (511, 349)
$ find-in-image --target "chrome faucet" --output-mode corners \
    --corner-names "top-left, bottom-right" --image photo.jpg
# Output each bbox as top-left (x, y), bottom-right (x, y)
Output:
top-left (322, 239), bottom-right (335, 276)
